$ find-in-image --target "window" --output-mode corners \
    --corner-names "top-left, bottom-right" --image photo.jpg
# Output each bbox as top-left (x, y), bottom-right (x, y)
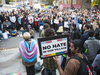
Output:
top-left (86, 0), bottom-right (91, 3)
top-left (73, 0), bottom-right (76, 4)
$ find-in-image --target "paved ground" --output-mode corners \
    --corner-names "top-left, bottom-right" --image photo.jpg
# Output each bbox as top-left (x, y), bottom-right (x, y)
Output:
top-left (0, 31), bottom-right (60, 75)
top-left (0, 31), bottom-right (39, 50)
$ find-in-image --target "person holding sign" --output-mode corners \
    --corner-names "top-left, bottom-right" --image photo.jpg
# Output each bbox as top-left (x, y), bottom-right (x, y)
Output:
top-left (53, 39), bottom-right (94, 75)
top-left (42, 28), bottom-right (57, 75)
top-left (19, 32), bottom-right (37, 75)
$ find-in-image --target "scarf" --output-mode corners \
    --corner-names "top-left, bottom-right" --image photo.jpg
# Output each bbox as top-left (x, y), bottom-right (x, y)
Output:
top-left (19, 39), bottom-right (37, 63)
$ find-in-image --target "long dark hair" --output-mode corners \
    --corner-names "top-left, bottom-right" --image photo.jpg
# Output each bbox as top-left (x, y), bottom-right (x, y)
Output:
top-left (71, 39), bottom-right (83, 53)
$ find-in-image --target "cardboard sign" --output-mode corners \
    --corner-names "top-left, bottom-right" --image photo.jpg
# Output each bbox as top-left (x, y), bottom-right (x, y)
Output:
top-left (38, 35), bottom-right (69, 59)
top-left (54, 19), bottom-right (59, 24)
top-left (64, 22), bottom-right (69, 28)
top-left (78, 24), bottom-right (82, 30)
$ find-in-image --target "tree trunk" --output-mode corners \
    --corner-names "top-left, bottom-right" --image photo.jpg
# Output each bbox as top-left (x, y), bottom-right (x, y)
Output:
top-left (71, 0), bottom-right (73, 9)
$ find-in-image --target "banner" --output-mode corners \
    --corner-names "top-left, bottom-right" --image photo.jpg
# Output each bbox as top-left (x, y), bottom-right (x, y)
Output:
top-left (38, 35), bottom-right (69, 59)
top-left (3, 4), bottom-right (12, 11)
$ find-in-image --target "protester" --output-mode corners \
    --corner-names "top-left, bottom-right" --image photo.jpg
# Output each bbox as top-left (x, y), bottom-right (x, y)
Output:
top-left (28, 13), bottom-right (34, 28)
top-left (9, 13), bottom-right (16, 30)
top-left (43, 28), bottom-right (57, 75)
top-left (41, 23), bottom-right (50, 38)
top-left (92, 18), bottom-right (99, 31)
top-left (22, 14), bottom-right (28, 31)
top-left (19, 32), bottom-right (37, 75)
top-left (29, 27), bottom-right (35, 38)
top-left (81, 24), bottom-right (90, 43)
top-left (38, 18), bottom-right (44, 29)
top-left (3, 19), bottom-right (12, 30)
top-left (71, 24), bottom-right (77, 40)
top-left (84, 29), bottom-right (100, 64)
top-left (53, 39), bottom-right (93, 75)
top-left (18, 14), bottom-right (22, 30)
top-left (35, 15), bottom-right (39, 32)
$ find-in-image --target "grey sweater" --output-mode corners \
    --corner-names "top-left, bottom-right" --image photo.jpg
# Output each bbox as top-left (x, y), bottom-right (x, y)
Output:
top-left (84, 38), bottom-right (100, 61)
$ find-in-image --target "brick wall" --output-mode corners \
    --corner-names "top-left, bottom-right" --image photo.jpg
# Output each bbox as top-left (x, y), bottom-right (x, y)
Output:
top-left (81, 0), bottom-right (91, 9)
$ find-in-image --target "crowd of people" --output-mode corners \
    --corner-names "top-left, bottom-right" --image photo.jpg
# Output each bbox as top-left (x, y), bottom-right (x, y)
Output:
top-left (0, 7), bottom-right (100, 75)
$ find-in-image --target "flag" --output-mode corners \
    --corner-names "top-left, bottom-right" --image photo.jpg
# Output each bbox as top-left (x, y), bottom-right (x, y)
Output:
top-left (2, 32), bottom-right (8, 39)
top-left (6, 73), bottom-right (21, 75)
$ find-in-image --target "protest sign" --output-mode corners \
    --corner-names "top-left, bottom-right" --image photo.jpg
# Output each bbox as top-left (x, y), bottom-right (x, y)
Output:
top-left (64, 22), bottom-right (69, 28)
top-left (3, 4), bottom-right (12, 11)
top-left (54, 19), bottom-right (59, 24)
top-left (78, 24), bottom-right (82, 30)
top-left (38, 35), bottom-right (69, 59)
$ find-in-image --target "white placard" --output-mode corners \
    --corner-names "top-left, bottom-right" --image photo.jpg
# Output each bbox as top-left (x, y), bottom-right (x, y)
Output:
top-left (78, 24), bottom-right (82, 30)
top-left (64, 22), bottom-right (69, 28)
top-left (54, 19), bottom-right (59, 24)
top-left (41, 38), bottom-right (67, 56)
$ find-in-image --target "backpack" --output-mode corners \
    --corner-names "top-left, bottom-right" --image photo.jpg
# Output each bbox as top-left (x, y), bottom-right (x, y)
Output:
top-left (69, 54), bottom-right (95, 75)
top-left (75, 30), bottom-right (81, 39)
top-left (35, 62), bottom-right (42, 73)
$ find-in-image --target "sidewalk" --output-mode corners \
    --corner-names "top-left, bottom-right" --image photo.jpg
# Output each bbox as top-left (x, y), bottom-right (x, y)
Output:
top-left (0, 48), bottom-right (60, 75)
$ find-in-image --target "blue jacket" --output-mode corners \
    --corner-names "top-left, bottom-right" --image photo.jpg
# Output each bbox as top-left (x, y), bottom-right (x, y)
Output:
top-left (57, 23), bottom-right (63, 30)
top-left (18, 17), bottom-right (21, 24)
top-left (38, 20), bottom-right (44, 29)
top-left (81, 31), bottom-right (89, 43)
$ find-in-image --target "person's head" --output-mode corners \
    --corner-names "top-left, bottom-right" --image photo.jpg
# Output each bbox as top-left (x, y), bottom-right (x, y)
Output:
top-left (28, 25), bottom-right (31, 28)
top-left (68, 17), bottom-right (72, 21)
top-left (4, 14), bottom-right (7, 17)
top-left (83, 19), bottom-right (87, 23)
top-left (83, 24), bottom-right (90, 30)
top-left (6, 19), bottom-right (8, 22)
top-left (44, 28), bottom-right (55, 37)
top-left (88, 29), bottom-right (95, 37)
top-left (24, 14), bottom-right (26, 18)
top-left (70, 39), bottom-right (83, 55)
top-left (43, 23), bottom-right (50, 30)
top-left (59, 20), bottom-right (62, 23)
top-left (72, 24), bottom-right (76, 30)
top-left (3, 28), bottom-right (7, 33)
top-left (11, 13), bottom-right (13, 16)
top-left (23, 32), bottom-right (31, 41)
top-left (40, 18), bottom-right (42, 21)
top-left (96, 18), bottom-right (99, 23)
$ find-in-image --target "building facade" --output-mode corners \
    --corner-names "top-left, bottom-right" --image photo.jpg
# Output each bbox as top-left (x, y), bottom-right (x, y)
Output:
top-left (59, 0), bottom-right (91, 10)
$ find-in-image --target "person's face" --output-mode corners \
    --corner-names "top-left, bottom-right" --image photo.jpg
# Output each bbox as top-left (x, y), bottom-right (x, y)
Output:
top-left (72, 26), bottom-right (74, 30)
top-left (83, 19), bottom-right (86, 23)
top-left (70, 43), bottom-right (75, 54)
top-left (83, 25), bottom-right (86, 30)
top-left (11, 13), bottom-right (13, 16)
top-left (6, 20), bottom-right (8, 22)
top-left (5, 14), bottom-right (7, 17)
top-left (96, 20), bottom-right (99, 23)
